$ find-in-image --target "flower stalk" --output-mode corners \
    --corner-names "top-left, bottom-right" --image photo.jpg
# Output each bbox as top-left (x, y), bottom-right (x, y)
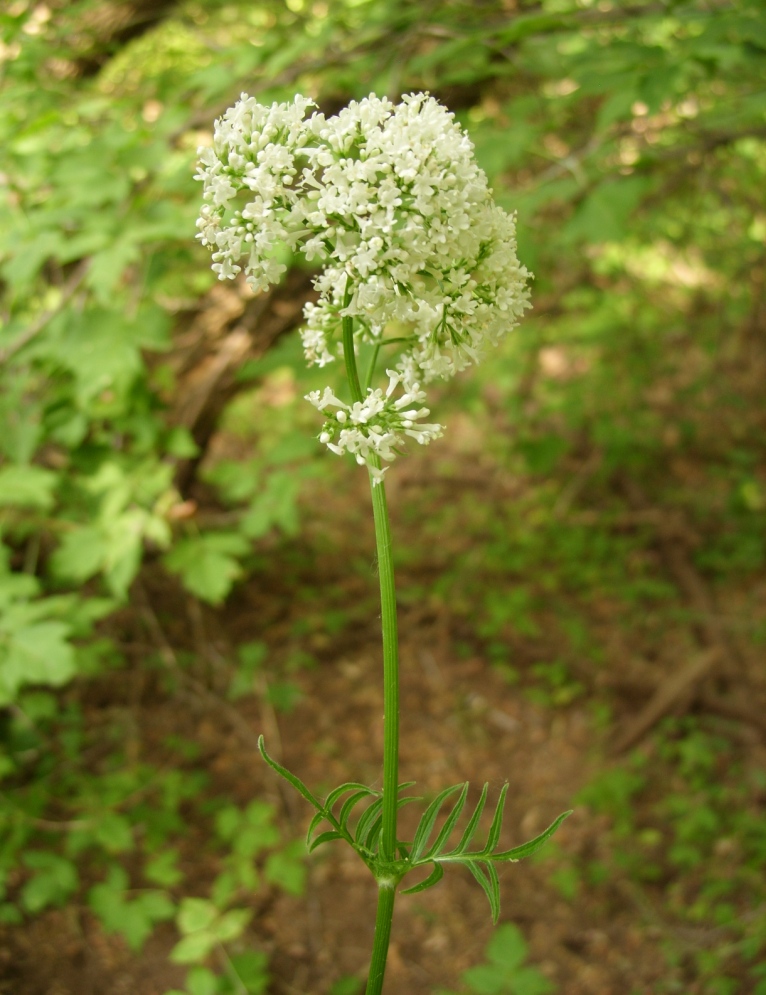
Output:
top-left (344, 304), bottom-right (400, 988)
top-left (368, 460), bottom-right (399, 865)
top-left (342, 302), bottom-right (400, 861)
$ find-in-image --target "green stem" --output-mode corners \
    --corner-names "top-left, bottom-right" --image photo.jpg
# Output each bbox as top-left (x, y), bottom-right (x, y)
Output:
top-left (341, 309), bottom-right (400, 860)
top-left (342, 288), bottom-right (363, 404)
top-left (368, 461), bottom-right (399, 863)
top-left (364, 342), bottom-right (382, 391)
top-left (364, 336), bottom-right (418, 392)
top-left (365, 882), bottom-right (396, 995)
top-left (342, 295), bottom-right (401, 994)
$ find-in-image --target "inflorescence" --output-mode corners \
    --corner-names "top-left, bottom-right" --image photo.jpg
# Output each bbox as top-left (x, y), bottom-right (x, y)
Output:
top-left (196, 92), bottom-right (531, 481)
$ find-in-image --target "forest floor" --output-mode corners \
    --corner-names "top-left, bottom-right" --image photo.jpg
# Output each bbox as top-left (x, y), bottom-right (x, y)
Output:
top-left (2, 363), bottom-right (766, 995)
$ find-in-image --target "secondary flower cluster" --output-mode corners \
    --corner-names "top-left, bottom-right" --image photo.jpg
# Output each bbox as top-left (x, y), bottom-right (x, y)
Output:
top-left (196, 91), bottom-right (531, 479)
top-left (306, 370), bottom-right (443, 484)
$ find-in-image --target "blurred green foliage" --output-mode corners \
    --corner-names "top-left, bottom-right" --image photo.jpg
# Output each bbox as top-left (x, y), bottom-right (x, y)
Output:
top-left (437, 923), bottom-right (555, 995)
top-left (1, 0), bottom-right (765, 990)
top-left (2, 0), bottom-right (763, 688)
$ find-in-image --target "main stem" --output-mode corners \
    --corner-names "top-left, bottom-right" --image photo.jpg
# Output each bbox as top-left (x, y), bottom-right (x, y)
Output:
top-left (342, 309), bottom-right (400, 995)
top-left (366, 883), bottom-right (396, 995)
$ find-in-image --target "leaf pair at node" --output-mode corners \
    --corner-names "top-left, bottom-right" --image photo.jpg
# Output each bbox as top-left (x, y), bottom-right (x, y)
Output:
top-left (258, 737), bottom-right (571, 922)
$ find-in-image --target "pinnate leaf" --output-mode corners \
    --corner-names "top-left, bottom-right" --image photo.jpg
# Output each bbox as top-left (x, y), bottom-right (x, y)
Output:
top-left (410, 783), bottom-right (465, 863)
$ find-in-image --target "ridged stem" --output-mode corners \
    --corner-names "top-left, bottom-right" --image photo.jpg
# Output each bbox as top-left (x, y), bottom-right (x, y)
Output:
top-left (342, 303), bottom-right (400, 994)
top-left (365, 882), bottom-right (396, 995)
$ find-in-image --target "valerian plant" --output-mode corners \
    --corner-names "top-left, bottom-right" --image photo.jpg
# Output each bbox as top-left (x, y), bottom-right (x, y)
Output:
top-left (196, 92), bottom-right (571, 994)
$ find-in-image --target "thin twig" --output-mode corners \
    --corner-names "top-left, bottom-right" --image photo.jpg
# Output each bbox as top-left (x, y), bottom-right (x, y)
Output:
top-left (134, 581), bottom-right (299, 823)
top-left (0, 259), bottom-right (89, 364)
top-left (612, 648), bottom-right (720, 755)
top-left (135, 582), bottom-right (261, 748)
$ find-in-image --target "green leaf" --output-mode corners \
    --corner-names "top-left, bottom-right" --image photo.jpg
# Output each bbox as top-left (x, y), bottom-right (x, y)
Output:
top-left (565, 177), bottom-right (652, 244)
top-left (210, 870), bottom-right (237, 911)
top-left (325, 781), bottom-right (378, 811)
top-left (267, 680), bottom-right (303, 713)
top-left (461, 963), bottom-right (507, 995)
top-left (482, 784), bottom-right (509, 856)
top-left (211, 908), bottom-right (251, 943)
top-left (596, 87), bottom-right (637, 130)
top-left (44, 307), bottom-right (148, 404)
top-left (449, 783), bottom-right (488, 856)
top-left (137, 891), bottom-right (175, 922)
top-left (101, 512), bottom-right (149, 598)
top-left (88, 866), bottom-right (173, 952)
top-left (306, 810), bottom-right (326, 847)
top-left (144, 849), bottom-right (184, 888)
top-left (21, 852), bottom-right (78, 913)
top-left (93, 811), bottom-right (134, 854)
top-left (229, 950), bottom-right (270, 993)
top-left (86, 239), bottom-right (141, 303)
top-left (0, 904), bottom-right (23, 925)
top-left (164, 532), bottom-right (249, 604)
top-left (241, 472), bottom-right (300, 539)
top-left (165, 426), bottom-right (200, 459)
top-left (170, 930), bottom-right (218, 964)
top-left (0, 620), bottom-right (76, 705)
top-left (1, 230), bottom-right (64, 289)
top-left (178, 897), bottom-right (219, 935)
top-left (400, 861), bottom-right (444, 896)
top-left (462, 924), bottom-right (555, 995)
top-left (0, 465), bottom-right (57, 510)
top-left (229, 639), bottom-right (268, 700)
top-left (492, 811), bottom-right (573, 862)
top-left (215, 805), bottom-right (243, 842)
top-left (425, 782), bottom-right (469, 859)
top-left (329, 978), bottom-right (364, 995)
top-left (338, 789), bottom-right (378, 833)
top-left (466, 860), bottom-right (501, 924)
top-left (353, 797), bottom-right (384, 848)
top-left (50, 527), bottom-right (107, 585)
top-left (410, 783), bottom-right (466, 864)
top-left (258, 736), bottom-right (323, 813)
top-left (185, 966), bottom-right (218, 995)
top-left (364, 813), bottom-right (383, 851)
top-left (308, 830), bottom-right (345, 853)
top-left (485, 922), bottom-right (528, 972)
top-left (19, 691), bottom-right (59, 723)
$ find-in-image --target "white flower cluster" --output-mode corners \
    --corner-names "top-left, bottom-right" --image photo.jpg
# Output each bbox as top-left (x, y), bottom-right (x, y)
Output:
top-left (196, 91), bottom-right (531, 480)
top-left (306, 370), bottom-right (443, 484)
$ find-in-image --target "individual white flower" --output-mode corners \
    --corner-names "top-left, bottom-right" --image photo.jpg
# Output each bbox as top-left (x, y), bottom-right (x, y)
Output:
top-left (196, 91), bottom-right (531, 478)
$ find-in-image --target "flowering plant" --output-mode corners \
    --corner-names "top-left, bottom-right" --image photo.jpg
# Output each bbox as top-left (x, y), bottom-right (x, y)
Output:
top-left (197, 92), bottom-right (568, 994)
